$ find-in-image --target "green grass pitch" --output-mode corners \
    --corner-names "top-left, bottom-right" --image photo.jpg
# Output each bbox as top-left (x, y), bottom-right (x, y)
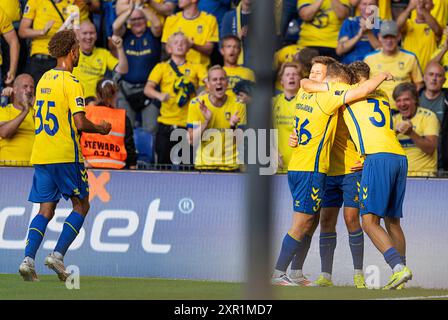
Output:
top-left (1, 274), bottom-right (448, 300)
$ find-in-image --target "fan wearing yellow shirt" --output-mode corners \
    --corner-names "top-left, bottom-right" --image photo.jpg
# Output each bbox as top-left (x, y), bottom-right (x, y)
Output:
top-left (274, 44), bottom-right (300, 92)
top-left (72, 21), bottom-right (129, 100)
top-left (272, 62), bottom-right (301, 174)
top-left (145, 32), bottom-right (207, 165)
top-left (220, 35), bottom-right (255, 96)
top-left (301, 61), bottom-right (412, 289)
top-left (162, 0), bottom-right (219, 67)
top-left (297, 0), bottom-right (350, 59)
top-left (397, 0), bottom-right (443, 72)
top-left (19, 0), bottom-right (89, 84)
top-left (18, 30), bottom-right (112, 282)
top-left (0, 0), bottom-right (21, 22)
top-left (393, 82), bottom-right (439, 177)
top-left (0, 74), bottom-right (35, 166)
top-left (364, 20), bottom-right (424, 110)
top-left (187, 65), bottom-right (246, 171)
top-left (0, 6), bottom-right (19, 87)
top-left (272, 59), bottom-right (391, 286)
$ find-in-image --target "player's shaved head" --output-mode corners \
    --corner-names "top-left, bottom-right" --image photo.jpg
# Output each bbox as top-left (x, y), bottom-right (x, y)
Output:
top-left (349, 61), bottom-right (370, 83)
top-left (48, 30), bottom-right (78, 58)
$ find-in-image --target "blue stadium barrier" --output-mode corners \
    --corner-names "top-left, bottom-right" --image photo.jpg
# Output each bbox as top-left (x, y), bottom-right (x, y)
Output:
top-left (0, 168), bottom-right (447, 289)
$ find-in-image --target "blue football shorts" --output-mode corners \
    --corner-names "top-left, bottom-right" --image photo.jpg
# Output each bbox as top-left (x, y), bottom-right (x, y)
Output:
top-left (321, 171), bottom-right (362, 209)
top-left (359, 153), bottom-right (407, 218)
top-left (288, 171), bottom-right (326, 215)
top-left (28, 163), bottom-right (89, 203)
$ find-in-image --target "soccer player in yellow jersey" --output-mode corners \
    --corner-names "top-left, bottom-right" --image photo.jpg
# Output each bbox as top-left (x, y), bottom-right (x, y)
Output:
top-left (393, 83), bottom-right (439, 177)
top-left (272, 59), bottom-right (392, 286)
top-left (272, 62), bottom-right (301, 174)
top-left (301, 61), bottom-right (413, 289)
top-left (187, 65), bottom-right (246, 171)
top-left (18, 30), bottom-right (111, 282)
top-left (73, 21), bottom-right (129, 100)
top-left (297, 0), bottom-right (350, 58)
top-left (0, 75), bottom-right (35, 166)
top-left (397, 0), bottom-right (443, 72)
top-left (220, 35), bottom-right (255, 95)
top-left (162, 0), bottom-right (219, 67)
top-left (145, 32), bottom-right (207, 165)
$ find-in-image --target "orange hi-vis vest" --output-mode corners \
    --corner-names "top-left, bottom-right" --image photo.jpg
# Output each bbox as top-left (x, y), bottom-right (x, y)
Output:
top-left (81, 106), bottom-right (127, 169)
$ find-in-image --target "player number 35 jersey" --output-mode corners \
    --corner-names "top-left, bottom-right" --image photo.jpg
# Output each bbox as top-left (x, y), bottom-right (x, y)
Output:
top-left (30, 69), bottom-right (86, 165)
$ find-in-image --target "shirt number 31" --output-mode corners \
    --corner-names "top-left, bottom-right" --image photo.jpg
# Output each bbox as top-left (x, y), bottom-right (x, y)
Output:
top-left (35, 100), bottom-right (60, 136)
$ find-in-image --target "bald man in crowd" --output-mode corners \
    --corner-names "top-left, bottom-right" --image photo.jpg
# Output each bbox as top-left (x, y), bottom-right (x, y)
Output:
top-left (73, 21), bottom-right (128, 101)
top-left (0, 74), bottom-right (35, 166)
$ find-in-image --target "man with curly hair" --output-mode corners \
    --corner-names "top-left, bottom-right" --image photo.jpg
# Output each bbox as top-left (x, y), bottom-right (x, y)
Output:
top-left (18, 30), bottom-right (112, 282)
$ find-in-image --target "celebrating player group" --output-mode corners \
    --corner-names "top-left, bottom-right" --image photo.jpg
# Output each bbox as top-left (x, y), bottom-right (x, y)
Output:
top-left (272, 56), bottom-right (412, 290)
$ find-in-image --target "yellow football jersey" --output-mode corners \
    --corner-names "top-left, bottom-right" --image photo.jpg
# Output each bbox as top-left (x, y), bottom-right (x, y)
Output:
top-left (187, 93), bottom-right (246, 171)
top-left (161, 11), bottom-right (219, 67)
top-left (0, 6), bottom-right (13, 66)
top-left (272, 93), bottom-right (296, 173)
top-left (223, 65), bottom-right (255, 92)
top-left (364, 49), bottom-right (423, 110)
top-left (0, 0), bottom-right (21, 22)
top-left (23, 0), bottom-right (78, 56)
top-left (328, 109), bottom-right (362, 177)
top-left (288, 87), bottom-right (348, 173)
top-left (0, 104), bottom-right (35, 165)
top-left (402, 19), bottom-right (438, 72)
top-left (430, 39), bottom-right (448, 89)
top-left (393, 107), bottom-right (440, 177)
top-left (297, 0), bottom-right (350, 49)
top-left (274, 44), bottom-right (300, 92)
top-left (72, 47), bottom-right (118, 98)
top-left (341, 85), bottom-right (405, 156)
top-left (148, 60), bottom-right (207, 127)
top-left (30, 69), bottom-right (86, 164)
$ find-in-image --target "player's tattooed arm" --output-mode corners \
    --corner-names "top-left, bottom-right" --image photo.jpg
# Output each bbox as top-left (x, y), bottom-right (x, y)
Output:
top-left (344, 72), bottom-right (393, 104)
top-left (300, 79), bottom-right (329, 93)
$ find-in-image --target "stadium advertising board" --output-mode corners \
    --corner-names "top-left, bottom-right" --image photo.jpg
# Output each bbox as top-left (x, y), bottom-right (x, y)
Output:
top-left (0, 168), bottom-right (447, 288)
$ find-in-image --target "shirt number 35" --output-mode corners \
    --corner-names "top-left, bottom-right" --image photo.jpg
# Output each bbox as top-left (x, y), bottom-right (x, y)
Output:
top-left (35, 100), bottom-right (60, 136)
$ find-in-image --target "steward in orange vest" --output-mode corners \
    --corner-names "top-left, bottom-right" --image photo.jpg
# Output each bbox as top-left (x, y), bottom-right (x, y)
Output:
top-left (81, 105), bottom-right (136, 169)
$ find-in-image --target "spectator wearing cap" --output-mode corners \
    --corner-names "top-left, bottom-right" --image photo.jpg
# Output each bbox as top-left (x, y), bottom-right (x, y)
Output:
top-left (393, 82), bottom-right (439, 177)
top-left (397, 0), bottom-right (443, 73)
top-left (221, 0), bottom-right (251, 67)
top-left (72, 21), bottom-right (129, 101)
top-left (162, 0), bottom-right (219, 68)
top-left (364, 20), bottom-right (424, 111)
top-left (336, 0), bottom-right (381, 64)
top-left (144, 32), bottom-right (207, 166)
top-left (113, 2), bottom-right (162, 132)
top-left (297, 0), bottom-right (350, 59)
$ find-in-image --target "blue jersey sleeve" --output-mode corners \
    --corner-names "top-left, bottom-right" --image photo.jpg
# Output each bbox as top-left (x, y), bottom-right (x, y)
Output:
top-left (338, 18), bottom-right (352, 40)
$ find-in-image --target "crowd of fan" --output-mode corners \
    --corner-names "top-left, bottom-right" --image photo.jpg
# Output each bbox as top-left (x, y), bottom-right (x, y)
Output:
top-left (0, 0), bottom-right (447, 176)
